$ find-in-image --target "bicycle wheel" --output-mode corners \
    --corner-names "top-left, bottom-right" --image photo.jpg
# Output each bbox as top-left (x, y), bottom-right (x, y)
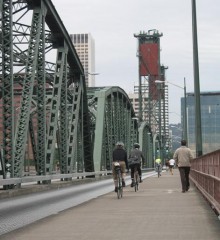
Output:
top-left (134, 171), bottom-right (139, 192)
top-left (117, 174), bottom-right (123, 199)
top-left (157, 166), bottom-right (160, 178)
top-left (119, 178), bottom-right (123, 198)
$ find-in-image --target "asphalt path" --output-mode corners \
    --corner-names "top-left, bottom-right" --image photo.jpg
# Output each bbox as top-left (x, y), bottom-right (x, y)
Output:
top-left (0, 171), bottom-right (156, 236)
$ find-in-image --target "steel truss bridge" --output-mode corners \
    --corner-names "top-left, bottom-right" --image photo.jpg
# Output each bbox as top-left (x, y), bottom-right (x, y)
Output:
top-left (0, 0), bottom-right (155, 187)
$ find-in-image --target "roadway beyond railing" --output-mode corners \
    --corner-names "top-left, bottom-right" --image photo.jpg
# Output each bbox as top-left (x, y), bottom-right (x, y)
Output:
top-left (190, 149), bottom-right (220, 215)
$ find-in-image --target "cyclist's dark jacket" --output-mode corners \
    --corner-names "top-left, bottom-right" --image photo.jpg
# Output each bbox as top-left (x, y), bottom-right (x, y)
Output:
top-left (112, 148), bottom-right (128, 169)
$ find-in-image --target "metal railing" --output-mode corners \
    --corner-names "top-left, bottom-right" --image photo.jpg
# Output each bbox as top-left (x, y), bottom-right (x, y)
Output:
top-left (190, 150), bottom-right (220, 215)
top-left (0, 168), bottom-right (153, 188)
top-left (0, 171), bottom-right (112, 187)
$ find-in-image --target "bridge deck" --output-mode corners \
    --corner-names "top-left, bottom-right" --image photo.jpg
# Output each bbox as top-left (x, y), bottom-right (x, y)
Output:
top-left (1, 169), bottom-right (220, 240)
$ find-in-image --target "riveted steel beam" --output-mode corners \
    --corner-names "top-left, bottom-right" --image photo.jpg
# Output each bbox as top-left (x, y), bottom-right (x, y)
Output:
top-left (1, 0), bottom-right (14, 180)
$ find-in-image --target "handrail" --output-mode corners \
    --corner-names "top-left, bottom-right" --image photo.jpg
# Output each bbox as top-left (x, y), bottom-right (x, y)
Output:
top-left (191, 169), bottom-right (220, 182)
top-left (190, 149), bottom-right (220, 215)
top-left (0, 171), bottom-right (112, 186)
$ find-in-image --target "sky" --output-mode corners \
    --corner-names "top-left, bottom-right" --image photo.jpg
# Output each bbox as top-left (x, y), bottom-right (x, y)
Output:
top-left (52, 0), bottom-right (220, 123)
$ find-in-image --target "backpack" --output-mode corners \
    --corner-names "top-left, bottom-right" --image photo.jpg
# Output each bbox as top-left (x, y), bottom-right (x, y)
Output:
top-left (128, 156), bottom-right (139, 167)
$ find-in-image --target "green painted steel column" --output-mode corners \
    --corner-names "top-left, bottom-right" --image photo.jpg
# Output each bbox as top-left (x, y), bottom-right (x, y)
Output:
top-left (192, 0), bottom-right (203, 156)
top-left (1, 0), bottom-right (14, 182)
top-left (93, 91), bottom-right (106, 172)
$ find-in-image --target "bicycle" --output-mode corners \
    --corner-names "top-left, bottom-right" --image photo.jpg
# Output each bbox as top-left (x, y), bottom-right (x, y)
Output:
top-left (133, 164), bottom-right (139, 192)
top-left (113, 162), bottom-right (123, 199)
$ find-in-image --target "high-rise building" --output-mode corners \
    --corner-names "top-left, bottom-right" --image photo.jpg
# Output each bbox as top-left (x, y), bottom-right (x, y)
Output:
top-left (128, 82), bottom-right (169, 146)
top-left (128, 92), bottom-right (148, 120)
top-left (181, 91), bottom-right (220, 156)
top-left (70, 33), bottom-right (95, 87)
top-left (169, 123), bottom-right (182, 152)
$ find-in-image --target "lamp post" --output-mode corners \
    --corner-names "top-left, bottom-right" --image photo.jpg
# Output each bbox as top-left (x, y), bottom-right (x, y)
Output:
top-left (155, 79), bottom-right (188, 144)
top-left (155, 82), bottom-right (163, 164)
top-left (192, 0), bottom-right (203, 157)
top-left (147, 132), bottom-right (153, 168)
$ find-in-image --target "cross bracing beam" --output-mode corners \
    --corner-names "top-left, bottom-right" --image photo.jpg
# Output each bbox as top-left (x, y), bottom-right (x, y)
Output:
top-left (13, 6), bottom-right (43, 178)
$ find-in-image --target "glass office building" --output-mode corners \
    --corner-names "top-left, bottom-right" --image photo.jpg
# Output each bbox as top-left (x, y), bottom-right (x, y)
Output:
top-left (181, 91), bottom-right (220, 156)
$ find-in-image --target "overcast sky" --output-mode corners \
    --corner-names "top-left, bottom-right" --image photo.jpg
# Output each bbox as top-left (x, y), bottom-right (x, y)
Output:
top-left (52, 0), bottom-right (220, 123)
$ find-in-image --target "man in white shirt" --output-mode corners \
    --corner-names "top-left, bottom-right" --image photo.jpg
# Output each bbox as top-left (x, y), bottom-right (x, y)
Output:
top-left (169, 158), bottom-right (175, 175)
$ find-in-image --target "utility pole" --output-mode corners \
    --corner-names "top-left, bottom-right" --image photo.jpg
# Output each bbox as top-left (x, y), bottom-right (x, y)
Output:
top-left (158, 83), bottom-right (162, 163)
top-left (137, 37), bottom-right (143, 123)
top-left (183, 77), bottom-right (188, 143)
top-left (192, 0), bottom-right (203, 156)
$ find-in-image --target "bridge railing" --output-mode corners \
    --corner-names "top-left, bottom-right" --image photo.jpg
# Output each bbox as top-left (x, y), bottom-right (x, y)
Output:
top-left (190, 150), bottom-right (220, 215)
top-left (0, 171), bottom-right (112, 187)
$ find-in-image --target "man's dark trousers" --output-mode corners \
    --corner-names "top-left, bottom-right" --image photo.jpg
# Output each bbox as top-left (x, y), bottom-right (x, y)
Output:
top-left (178, 167), bottom-right (190, 192)
top-left (130, 163), bottom-right (141, 179)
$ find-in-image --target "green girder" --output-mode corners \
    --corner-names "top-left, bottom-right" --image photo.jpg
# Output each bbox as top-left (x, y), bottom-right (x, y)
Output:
top-left (88, 87), bottom-right (138, 171)
top-left (0, 1), bottom-right (151, 183)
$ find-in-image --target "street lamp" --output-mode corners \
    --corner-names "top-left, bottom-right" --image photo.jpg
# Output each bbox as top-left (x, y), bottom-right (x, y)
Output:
top-left (155, 79), bottom-right (188, 144)
top-left (86, 72), bottom-right (100, 87)
top-left (147, 132), bottom-right (153, 166)
top-left (87, 72), bottom-right (100, 76)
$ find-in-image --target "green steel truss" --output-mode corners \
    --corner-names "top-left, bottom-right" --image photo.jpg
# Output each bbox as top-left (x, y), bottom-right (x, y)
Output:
top-left (87, 87), bottom-right (138, 171)
top-left (0, 0), bottom-right (93, 179)
top-left (139, 122), bottom-right (154, 168)
top-left (0, 1), bottom-right (142, 183)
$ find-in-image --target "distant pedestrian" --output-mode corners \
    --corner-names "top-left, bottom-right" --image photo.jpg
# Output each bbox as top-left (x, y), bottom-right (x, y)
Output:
top-left (168, 158), bottom-right (175, 175)
top-left (173, 140), bottom-right (193, 193)
top-left (165, 159), bottom-right (170, 171)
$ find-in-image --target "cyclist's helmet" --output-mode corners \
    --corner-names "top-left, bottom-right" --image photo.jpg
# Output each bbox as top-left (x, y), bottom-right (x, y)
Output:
top-left (134, 143), bottom-right (140, 148)
top-left (116, 141), bottom-right (124, 147)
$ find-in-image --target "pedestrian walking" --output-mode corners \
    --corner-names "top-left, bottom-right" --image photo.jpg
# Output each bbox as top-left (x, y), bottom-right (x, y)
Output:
top-left (168, 158), bottom-right (175, 175)
top-left (173, 140), bottom-right (193, 193)
top-left (165, 159), bottom-right (169, 171)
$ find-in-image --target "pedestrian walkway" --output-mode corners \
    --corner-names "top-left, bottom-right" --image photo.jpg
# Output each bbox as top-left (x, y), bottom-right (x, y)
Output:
top-left (1, 169), bottom-right (220, 240)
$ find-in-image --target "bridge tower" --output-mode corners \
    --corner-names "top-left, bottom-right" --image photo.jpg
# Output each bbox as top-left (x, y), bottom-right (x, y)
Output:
top-left (134, 29), bottom-right (169, 164)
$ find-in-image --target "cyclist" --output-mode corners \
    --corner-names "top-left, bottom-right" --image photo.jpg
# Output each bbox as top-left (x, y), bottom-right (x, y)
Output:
top-left (112, 141), bottom-right (128, 192)
top-left (155, 157), bottom-right (162, 176)
top-left (129, 143), bottom-right (145, 187)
